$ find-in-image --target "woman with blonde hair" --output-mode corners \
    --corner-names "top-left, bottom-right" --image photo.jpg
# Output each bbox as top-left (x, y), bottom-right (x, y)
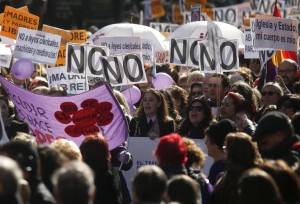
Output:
top-left (51, 138), bottom-right (82, 161)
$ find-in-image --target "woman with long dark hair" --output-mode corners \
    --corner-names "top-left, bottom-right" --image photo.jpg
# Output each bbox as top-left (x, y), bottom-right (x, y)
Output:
top-left (177, 97), bottom-right (215, 139)
top-left (129, 88), bottom-right (175, 140)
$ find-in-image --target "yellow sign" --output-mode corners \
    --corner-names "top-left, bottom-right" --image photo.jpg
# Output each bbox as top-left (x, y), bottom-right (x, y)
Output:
top-left (152, 0), bottom-right (165, 19)
top-left (54, 45), bottom-right (66, 67)
top-left (186, 0), bottom-right (207, 11)
top-left (0, 6), bottom-right (39, 39)
top-left (42, 24), bottom-right (71, 46)
top-left (202, 8), bottom-right (214, 20)
top-left (173, 5), bottom-right (184, 24)
top-left (70, 30), bottom-right (87, 43)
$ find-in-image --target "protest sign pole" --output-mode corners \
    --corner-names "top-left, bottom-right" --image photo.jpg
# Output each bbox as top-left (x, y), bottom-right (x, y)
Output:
top-left (43, 64), bottom-right (47, 77)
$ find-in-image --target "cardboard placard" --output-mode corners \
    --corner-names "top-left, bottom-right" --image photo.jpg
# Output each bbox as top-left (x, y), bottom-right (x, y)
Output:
top-left (70, 30), bottom-right (87, 43)
top-left (47, 66), bottom-right (88, 94)
top-left (42, 24), bottom-right (71, 46)
top-left (252, 15), bottom-right (298, 52)
top-left (1, 6), bottom-right (39, 39)
top-left (0, 6), bottom-right (29, 26)
top-left (14, 27), bottom-right (61, 65)
top-left (151, 0), bottom-right (165, 19)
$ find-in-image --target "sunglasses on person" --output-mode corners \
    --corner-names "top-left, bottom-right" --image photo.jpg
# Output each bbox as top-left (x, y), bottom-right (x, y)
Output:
top-left (261, 91), bottom-right (276, 96)
top-left (279, 103), bottom-right (293, 109)
top-left (188, 106), bottom-right (203, 112)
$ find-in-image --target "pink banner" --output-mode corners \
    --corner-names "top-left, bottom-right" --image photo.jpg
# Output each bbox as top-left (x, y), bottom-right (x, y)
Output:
top-left (0, 76), bottom-right (128, 150)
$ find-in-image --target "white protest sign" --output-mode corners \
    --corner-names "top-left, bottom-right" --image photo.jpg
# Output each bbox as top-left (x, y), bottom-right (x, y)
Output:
top-left (141, 38), bottom-right (153, 64)
top-left (184, 12), bottom-right (192, 24)
top-left (0, 43), bottom-right (12, 68)
top-left (66, 43), bottom-right (109, 76)
top-left (259, 50), bottom-right (275, 66)
top-left (169, 38), bottom-right (239, 72)
top-left (256, 0), bottom-right (286, 17)
top-left (244, 29), bottom-right (259, 59)
top-left (93, 36), bottom-right (155, 65)
top-left (47, 66), bottom-right (88, 95)
top-left (67, 43), bottom-right (147, 86)
top-left (214, 4), bottom-right (238, 27)
top-left (237, 2), bottom-right (253, 27)
top-left (92, 36), bottom-right (142, 55)
top-left (149, 22), bottom-right (178, 32)
top-left (13, 27), bottom-right (61, 65)
top-left (191, 4), bottom-right (201, 22)
top-left (0, 35), bottom-right (16, 45)
top-left (187, 38), bottom-right (202, 67)
top-left (99, 52), bottom-right (147, 86)
top-left (207, 18), bottom-right (221, 67)
top-left (252, 15), bottom-right (298, 52)
top-left (123, 137), bottom-right (214, 197)
top-left (169, 38), bottom-right (188, 66)
top-left (287, 14), bottom-right (300, 36)
top-left (184, 11), bottom-right (207, 24)
top-left (198, 39), bottom-right (239, 73)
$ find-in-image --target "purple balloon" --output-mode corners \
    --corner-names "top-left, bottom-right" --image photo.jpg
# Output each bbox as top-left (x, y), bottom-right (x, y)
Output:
top-left (152, 73), bottom-right (173, 90)
top-left (128, 103), bottom-right (136, 116)
top-left (12, 59), bottom-right (34, 80)
top-left (122, 86), bottom-right (141, 105)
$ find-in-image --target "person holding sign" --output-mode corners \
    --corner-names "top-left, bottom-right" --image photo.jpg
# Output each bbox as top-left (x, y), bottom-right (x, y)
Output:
top-left (129, 89), bottom-right (175, 140)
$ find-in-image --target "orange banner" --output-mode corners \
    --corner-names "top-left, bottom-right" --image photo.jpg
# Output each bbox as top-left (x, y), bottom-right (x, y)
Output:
top-left (0, 6), bottom-right (39, 39)
top-left (70, 30), bottom-right (87, 43)
top-left (202, 8), bottom-right (214, 20)
top-left (173, 4), bottom-right (184, 24)
top-left (42, 24), bottom-right (71, 46)
top-left (152, 0), bottom-right (165, 19)
top-left (0, 6), bottom-right (29, 26)
top-left (53, 45), bottom-right (66, 67)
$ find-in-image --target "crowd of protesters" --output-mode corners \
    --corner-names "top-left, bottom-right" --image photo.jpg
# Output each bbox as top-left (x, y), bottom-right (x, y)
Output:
top-left (0, 0), bottom-right (299, 203)
top-left (0, 52), bottom-right (300, 204)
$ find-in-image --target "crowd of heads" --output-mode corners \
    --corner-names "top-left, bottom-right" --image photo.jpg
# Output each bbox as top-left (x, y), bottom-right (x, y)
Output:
top-left (1, 50), bottom-right (300, 204)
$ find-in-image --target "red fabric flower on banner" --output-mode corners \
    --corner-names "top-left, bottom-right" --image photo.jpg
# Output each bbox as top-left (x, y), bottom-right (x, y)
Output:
top-left (54, 98), bottom-right (114, 137)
